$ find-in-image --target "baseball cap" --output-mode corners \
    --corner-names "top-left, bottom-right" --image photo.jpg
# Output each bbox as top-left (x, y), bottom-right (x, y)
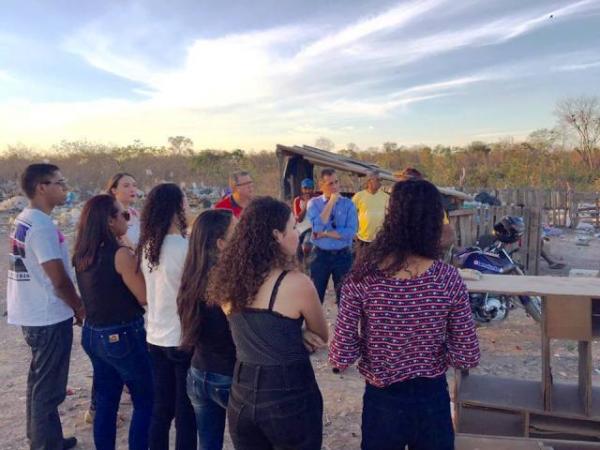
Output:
top-left (301, 178), bottom-right (315, 189)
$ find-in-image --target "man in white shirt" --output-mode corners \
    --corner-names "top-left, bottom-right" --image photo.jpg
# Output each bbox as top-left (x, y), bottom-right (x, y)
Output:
top-left (7, 164), bottom-right (84, 450)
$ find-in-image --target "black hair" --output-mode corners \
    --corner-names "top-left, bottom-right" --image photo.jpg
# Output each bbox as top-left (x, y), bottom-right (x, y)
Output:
top-left (20, 163), bottom-right (60, 199)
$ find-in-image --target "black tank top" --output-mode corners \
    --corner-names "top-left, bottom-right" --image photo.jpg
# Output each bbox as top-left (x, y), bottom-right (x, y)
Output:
top-left (228, 271), bottom-right (309, 366)
top-left (76, 243), bottom-right (144, 326)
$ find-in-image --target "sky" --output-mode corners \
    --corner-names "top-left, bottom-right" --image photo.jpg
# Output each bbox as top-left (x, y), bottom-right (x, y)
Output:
top-left (1, 0), bottom-right (599, 152)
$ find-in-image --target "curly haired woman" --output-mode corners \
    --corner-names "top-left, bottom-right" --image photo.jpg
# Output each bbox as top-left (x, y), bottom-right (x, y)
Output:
top-left (138, 183), bottom-right (196, 450)
top-left (208, 197), bottom-right (328, 450)
top-left (329, 179), bottom-right (480, 450)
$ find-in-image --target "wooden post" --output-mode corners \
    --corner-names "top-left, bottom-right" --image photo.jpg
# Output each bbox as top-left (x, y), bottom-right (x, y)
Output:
top-left (541, 296), bottom-right (553, 411)
top-left (578, 341), bottom-right (592, 416)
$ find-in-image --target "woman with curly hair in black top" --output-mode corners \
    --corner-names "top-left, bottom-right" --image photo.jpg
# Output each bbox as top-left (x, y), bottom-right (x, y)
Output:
top-left (208, 196), bottom-right (328, 450)
top-left (138, 183), bottom-right (196, 450)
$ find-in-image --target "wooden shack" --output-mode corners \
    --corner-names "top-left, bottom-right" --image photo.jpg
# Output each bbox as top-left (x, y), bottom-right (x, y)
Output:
top-left (276, 144), bottom-right (471, 203)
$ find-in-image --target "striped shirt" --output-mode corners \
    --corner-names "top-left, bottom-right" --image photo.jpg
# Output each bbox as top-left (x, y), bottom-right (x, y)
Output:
top-left (329, 260), bottom-right (480, 387)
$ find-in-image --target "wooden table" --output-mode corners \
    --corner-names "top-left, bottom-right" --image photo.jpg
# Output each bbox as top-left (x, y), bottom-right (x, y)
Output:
top-left (455, 274), bottom-right (600, 442)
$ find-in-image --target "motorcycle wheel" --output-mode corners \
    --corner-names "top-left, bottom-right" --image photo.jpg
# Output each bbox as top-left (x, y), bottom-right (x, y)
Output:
top-left (519, 295), bottom-right (542, 323)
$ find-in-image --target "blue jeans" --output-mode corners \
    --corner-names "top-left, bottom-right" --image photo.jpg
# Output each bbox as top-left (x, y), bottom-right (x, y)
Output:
top-left (309, 247), bottom-right (352, 303)
top-left (361, 376), bottom-right (454, 450)
top-left (22, 318), bottom-right (73, 450)
top-left (82, 317), bottom-right (153, 450)
top-left (187, 367), bottom-right (232, 450)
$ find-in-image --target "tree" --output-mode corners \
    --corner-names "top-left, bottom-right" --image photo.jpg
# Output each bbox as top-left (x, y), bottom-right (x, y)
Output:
top-left (168, 136), bottom-right (194, 155)
top-left (382, 142), bottom-right (398, 152)
top-left (555, 96), bottom-right (600, 169)
top-left (314, 137), bottom-right (335, 151)
top-left (527, 128), bottom-right (561, 152)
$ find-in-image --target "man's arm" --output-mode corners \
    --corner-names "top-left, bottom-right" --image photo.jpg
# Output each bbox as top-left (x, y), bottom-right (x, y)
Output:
top-left (330, 200), bottom-right (358, 241)
top-left (319, 194), bottom-right (338, 224)
top-left (41, 260), bottom-right (85, 323)
top-left (307, 199), bottom-right (326, 233)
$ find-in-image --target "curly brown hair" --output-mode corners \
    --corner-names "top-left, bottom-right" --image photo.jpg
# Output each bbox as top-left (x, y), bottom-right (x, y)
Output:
top-left (208, 196), bottom-right (294, 312)
top-left (137, 183), bottom-right (187, 272)
top-left (350, 179), bottom-right (443, 281)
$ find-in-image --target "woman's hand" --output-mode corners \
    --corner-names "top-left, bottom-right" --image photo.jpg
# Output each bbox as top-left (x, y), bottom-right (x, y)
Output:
top-left (303, 329), bottom-right (327, 353)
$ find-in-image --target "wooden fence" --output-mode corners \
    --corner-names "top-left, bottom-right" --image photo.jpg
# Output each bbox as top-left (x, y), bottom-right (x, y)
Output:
top-left (467, 188), bottom-right (600, 228)
top-left (449, 205), bottom-right (542, 275)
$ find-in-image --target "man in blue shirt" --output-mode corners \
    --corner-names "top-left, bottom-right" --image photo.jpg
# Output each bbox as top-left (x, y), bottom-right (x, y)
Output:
top-left (307, 168), bottom-right (358, 304)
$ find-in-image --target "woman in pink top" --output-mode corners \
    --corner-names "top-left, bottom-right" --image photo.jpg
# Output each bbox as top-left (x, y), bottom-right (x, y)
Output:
top-left (329, 179), bottom-right (480, 450)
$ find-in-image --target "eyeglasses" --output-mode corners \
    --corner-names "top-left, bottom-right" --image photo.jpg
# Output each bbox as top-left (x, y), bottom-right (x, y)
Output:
top-left (236, 181), bottom-right (254, 187)
top-left (41, 179), bottom-right (68, 188)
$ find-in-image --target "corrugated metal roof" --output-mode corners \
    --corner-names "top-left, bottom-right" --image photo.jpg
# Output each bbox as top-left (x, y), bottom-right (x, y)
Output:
top-left (277, 144), bottom-right (472, 200)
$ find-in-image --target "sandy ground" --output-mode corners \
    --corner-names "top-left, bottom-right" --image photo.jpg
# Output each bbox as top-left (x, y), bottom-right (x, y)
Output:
top-left (0, 211), bottom-right (598, 450)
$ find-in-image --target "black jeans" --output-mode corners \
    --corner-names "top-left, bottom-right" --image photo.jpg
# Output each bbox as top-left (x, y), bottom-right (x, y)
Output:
top-left (361, 376), bottom-right (454, 450)
top-left (148, 343), bottom-right (197, 450)
top-left (21, 318), bottom-right (73, 450)
top-left (309, 247), bottom-right (352, 304)
top-left (228, 361), bottom-right (323, 450)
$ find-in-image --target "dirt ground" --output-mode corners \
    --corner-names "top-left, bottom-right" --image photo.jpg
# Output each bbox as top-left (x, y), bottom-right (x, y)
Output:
top-left (0, 212), bottom-right (598, 450)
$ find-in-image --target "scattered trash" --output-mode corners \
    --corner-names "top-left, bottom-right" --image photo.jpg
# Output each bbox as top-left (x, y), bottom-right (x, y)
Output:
top-left (576, 222), bottom-right (595, 233)
top-left (0, 196), bottom-right (27, 213)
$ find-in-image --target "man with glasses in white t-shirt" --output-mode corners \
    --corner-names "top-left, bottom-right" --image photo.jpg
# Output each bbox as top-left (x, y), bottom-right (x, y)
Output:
top-left (7, 163), bottom-right (84, 450)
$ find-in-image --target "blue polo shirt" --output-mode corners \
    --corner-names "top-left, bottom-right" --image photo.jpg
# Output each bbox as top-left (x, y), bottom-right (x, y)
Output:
top-left (307, 195), bottom-right (358, 251)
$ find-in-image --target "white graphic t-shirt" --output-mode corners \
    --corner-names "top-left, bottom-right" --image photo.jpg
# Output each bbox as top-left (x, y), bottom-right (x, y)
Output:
top-left (7, 208), bottom-right (74, 326)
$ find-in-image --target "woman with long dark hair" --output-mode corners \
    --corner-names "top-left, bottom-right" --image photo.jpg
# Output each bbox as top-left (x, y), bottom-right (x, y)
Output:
top-left (138, 183), bottom-right (196, 450)
top-left (73, 195), bottom-right (152, 450)
top-left (177, 209), bottom-right (236, 450)
top-left (208, 196), bottom-right (328, 450)
top-left (329, 179), bottom-right (480, 450)
top-left (105, 172), bottom-right (141, 248)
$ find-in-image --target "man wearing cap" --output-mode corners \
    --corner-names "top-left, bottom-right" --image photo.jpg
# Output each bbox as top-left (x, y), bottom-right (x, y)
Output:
top-left (307, 168), bottom-right (358, 304)
top-left (293, 178), bottom-right (317, 266)
top-left (352, 170), bottom-right (389, 255)
top-left (214, 170), bottom-right (254, 218)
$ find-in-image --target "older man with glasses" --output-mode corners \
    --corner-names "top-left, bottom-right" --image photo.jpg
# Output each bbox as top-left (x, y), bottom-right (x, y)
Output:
top-left (307, 168), bottom-right (358, 304)
top-left (352, 170), bottom-right (389, 257)
top-left (214, 170), bottom-right (255, 218)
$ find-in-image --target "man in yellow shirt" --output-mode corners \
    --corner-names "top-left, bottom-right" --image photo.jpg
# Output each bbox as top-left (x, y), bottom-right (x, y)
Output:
top-left (352, 170), bottom-right (389, 254)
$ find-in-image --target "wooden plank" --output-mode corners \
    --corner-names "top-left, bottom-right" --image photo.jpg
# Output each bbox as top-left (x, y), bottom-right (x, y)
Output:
top-left (529, 414), bottom-right (600, 438)
top-left (578, 341), bottom-right (593, 417)
top-left (455, 433), bottom-right (547, 449)
top-left (458, 375), bottom-right (600, 419)
top-left (465, 275), bottom-right (600, 298)
top-left (545, 295), bottom-right (592, 340)
top-left (458, 406), bottom-right (526, 437)
top-left (542, 297), bottom-right (553, 412)
top-left (457, 433), bottom-right (600, 450)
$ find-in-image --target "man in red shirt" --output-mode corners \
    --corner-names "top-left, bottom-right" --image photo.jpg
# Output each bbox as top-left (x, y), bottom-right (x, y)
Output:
top-left (293, 178), bottom-right (316, 267)
top-left (293, 178), bottom-right (316, 224)
top-left (214, 171), bottom-right (254, 218)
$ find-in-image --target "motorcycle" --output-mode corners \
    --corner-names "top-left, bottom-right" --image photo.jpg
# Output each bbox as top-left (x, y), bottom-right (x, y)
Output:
top-left (453, 216), bottom-right (542, 324)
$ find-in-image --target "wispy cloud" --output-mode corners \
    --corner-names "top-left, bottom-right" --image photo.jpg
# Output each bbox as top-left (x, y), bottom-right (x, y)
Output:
top-left (296, 0), bottom-right (447, 59)
top-left (554, 60), bottom-right (600, 72)
top-left (2, 0), bottom-right (599, 149)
